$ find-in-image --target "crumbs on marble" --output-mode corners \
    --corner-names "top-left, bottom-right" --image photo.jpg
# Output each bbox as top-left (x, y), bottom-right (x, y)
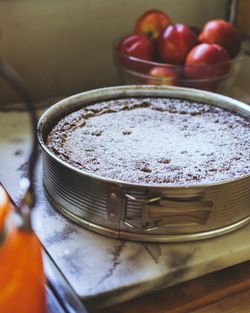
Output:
top-left (14, 149), bottom-right (23, 156)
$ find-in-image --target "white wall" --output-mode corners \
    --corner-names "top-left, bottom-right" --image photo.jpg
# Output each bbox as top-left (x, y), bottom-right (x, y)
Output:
top-left (0, 0), bottom-right (228, 103)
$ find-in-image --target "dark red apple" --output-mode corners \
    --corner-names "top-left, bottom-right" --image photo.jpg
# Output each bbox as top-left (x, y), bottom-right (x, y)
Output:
top-left (116, 34), bottom-right (155, 73)
top-left (157, 24), bottom-right (198, 64)
top-left (185, 43), bottom-right (230, 81)
top-left (134, 10), bottom-right (172, 40)
top-left (117, 34), bottom-right (155, 60)
top-left (147, 66), bottom-right (179, 85)
top-left (199, 19), bottom-right (241, 58)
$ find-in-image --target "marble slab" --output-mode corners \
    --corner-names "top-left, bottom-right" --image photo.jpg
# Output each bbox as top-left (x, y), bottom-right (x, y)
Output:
top-left (0, 109), bottom-right (250, 310)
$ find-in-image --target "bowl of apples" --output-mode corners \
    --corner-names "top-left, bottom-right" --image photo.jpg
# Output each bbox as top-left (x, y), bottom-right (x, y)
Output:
top-left (114, 10), bottom-right (244, 92)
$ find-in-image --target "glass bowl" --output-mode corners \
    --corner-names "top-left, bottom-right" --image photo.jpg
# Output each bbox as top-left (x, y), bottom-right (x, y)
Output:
top-left (114, 47), bottom-right (244, 93)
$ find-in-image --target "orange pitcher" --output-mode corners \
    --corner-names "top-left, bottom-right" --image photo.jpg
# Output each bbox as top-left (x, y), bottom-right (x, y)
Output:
top-left (0, 60), bottom-right (47, 313)
top-left (0, 187), bottom-right (47, 313)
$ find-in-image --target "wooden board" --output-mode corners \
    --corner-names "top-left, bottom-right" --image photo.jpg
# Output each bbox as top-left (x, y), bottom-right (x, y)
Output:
top-left (95, 261), bottom-right (250, 313)
top-left (236, 0), bottom-right (250, 36)
top-left (193, 289), bottom-right (250, 313)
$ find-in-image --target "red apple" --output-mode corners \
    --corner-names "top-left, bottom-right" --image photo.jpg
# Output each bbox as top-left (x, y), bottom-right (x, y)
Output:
top-left (185, 43), bottom-right (230, 81)
top-left (134, 10), bottom-right (172, 40)
top-left (199, 19), bottom-right (241, 58)
top-left (157, 24), bottom-right (198, 64)
top-left (116, 34), bottom-right (155, 73)
top-left (117, 34), bottom-right (155, 60)
top-left (147, 66), bottom-right (179, 85)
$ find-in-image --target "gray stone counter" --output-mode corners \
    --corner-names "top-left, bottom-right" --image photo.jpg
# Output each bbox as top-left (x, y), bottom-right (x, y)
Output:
top-left (0, 108), bottom-right (250, 310)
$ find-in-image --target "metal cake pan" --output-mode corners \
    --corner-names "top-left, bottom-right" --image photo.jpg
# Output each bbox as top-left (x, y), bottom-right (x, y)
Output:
top-left (37, 85), bottom-right (250, 242)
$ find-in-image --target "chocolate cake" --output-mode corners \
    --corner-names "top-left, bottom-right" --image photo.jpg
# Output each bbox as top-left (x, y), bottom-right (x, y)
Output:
top-left (46, 98), bottom-right (250, 185)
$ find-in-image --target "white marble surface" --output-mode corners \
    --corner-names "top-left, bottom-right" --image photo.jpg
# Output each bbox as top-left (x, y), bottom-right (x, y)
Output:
top-left (0, 108), bottom-right (250, 310)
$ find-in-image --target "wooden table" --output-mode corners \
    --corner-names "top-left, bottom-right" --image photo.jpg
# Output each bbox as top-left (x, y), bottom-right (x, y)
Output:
top-left (95, 261), bottom-right (250, 313)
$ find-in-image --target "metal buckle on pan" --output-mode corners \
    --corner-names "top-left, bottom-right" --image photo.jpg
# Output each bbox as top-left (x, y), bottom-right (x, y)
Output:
top-left (123, 192), bottom-right (213, 232)
top-left (123, 194), bottom-right (161, 231)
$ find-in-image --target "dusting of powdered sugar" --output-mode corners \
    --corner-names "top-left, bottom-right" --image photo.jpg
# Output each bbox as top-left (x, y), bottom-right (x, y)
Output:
top-left (47, 98), bottom-right (250, 185)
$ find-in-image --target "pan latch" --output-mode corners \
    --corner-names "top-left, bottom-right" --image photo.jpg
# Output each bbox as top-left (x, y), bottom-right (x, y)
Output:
top-left (123, 192), bottom-right (213, 231)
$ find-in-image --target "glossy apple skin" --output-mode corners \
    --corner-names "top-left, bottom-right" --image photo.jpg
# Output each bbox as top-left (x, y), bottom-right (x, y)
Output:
top-left (147, 66), bottom-right (179, 85)
top-left (157, 24), bottom-right (198, 64)
top-left (116, 34), bottom-right (155, 72)
top-left (198, 19), bottom-right (240, 58)
top-left (117, 34), bottom-right (155, 60)
top-left (135, 10), bottom-right (172, 40)
top-left (185, 43), bottom-right (230, 81)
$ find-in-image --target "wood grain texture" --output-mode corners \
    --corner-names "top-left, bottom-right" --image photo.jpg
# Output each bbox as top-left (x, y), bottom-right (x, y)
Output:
top-left (236, 0), bottom-right (250, 36)
top-left (94, 261), bottom-right (250, 313)
top-left (193, 288), bottom-right (250, 313)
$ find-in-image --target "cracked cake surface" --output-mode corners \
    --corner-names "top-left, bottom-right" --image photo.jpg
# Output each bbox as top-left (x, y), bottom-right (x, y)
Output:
top-left (46, 97), bottom-right (250, 185)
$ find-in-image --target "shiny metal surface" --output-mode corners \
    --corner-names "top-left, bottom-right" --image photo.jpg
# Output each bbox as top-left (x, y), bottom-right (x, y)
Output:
top-left (38, 85), bottom-right (250, 242)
